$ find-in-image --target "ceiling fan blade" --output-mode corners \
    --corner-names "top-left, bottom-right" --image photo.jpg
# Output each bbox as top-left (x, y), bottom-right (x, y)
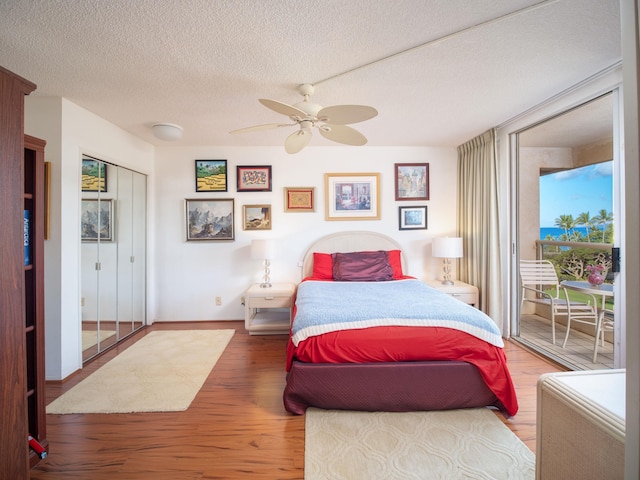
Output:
top-left (259, 99), bottom-right (307, 119)
top-left (317, 105), bottom-right (378, 125)
top-left (319, 124), bottom-right (368, 146)
top-left (229, 123), bottom-right (292, 134)
top-left (285, 129), bottom-right (312, 154)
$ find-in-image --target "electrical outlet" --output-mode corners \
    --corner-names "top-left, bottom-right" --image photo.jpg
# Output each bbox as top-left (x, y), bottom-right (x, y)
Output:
top-left (81, 297), bottom-right (85, 307)
top-left (215, 296), bottom-right (222, 306)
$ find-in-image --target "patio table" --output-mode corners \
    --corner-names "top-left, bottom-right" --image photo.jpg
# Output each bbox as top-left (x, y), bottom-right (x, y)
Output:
top-left (561, 280), bottom-right (614, 362)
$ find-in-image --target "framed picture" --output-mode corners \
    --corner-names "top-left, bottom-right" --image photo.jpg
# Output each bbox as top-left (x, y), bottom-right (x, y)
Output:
top-left (243, 204), bottom-right (272, 230)
top-left (195, 159), bottom-right (227, 192)
top-left (398, 205), bottom-right (428, 230)
top-left (185, 198), bottom-right (234, 241)
top-left (81, 157), bottom-right (107, 192)
top-left (395, 163), bottom-right (429, 200)
top-left (81, 199), bottom-right (114, 242)
top-left (237, 165), bottom-right (272, 192)
top-left (325, 172), bottom-right (380, 221)
top-left (284, 187), bottom-right (315, 212)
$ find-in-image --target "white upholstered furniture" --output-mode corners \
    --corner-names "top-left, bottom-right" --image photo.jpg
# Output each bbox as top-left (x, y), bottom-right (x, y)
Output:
top-left (536, 369), bottom-right (625, 480)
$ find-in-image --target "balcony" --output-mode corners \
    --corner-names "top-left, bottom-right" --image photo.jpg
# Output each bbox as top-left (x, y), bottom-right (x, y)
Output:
top-left (515, 239), bottom-right (615, 371)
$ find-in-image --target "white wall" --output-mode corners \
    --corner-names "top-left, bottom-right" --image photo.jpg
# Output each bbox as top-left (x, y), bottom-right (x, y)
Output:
top-left (25, 95), bottom-right (459, 377)
top-left (153, 146), bottom-right (458, 321)
top-left (25, 96), bottom-right (155, 380)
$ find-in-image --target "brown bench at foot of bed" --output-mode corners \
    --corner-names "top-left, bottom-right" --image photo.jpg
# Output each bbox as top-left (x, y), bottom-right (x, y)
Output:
top-left (283, 360), bottom-right (504, 415)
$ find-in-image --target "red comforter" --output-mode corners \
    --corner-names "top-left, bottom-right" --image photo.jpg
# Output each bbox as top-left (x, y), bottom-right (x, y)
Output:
top-left (286, 281), bottom-right (519, 416)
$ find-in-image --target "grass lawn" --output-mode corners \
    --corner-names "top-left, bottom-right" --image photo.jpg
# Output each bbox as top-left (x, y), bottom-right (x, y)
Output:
top-left (546, 287), bottom-right (614, 310)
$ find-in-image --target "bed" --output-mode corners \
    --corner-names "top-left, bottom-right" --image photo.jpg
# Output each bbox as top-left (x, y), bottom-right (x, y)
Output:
top-left (283, 231), bottom-right (518, 417)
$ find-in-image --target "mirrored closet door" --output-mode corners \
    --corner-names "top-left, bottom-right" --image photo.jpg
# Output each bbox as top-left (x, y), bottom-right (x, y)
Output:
top-left (81, 155), bottom-right (147, 362)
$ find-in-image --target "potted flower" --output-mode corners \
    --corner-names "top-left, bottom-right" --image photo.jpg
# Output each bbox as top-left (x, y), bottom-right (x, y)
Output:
top-left (585, 264), bottom-right (605, 287)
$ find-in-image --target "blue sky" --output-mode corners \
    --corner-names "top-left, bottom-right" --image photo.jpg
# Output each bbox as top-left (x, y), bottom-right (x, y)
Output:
top-left (539, 161), bottom-right (613, 227)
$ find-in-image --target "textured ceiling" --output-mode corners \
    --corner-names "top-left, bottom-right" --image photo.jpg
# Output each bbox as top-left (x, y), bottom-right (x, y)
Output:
top-left (0, 0), bottom-right (621, 149)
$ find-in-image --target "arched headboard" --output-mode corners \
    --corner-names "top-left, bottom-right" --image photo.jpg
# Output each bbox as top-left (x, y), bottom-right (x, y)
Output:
top-left (301, 231), bottom-right (408, 279)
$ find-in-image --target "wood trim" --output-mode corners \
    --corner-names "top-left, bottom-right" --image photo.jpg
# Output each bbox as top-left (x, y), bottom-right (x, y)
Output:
top-left (0, 65), bottom-right (37, 480)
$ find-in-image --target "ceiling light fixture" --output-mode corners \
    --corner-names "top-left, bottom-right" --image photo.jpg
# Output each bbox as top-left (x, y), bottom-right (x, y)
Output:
top-left (152, 123), bottom-right (183, 141)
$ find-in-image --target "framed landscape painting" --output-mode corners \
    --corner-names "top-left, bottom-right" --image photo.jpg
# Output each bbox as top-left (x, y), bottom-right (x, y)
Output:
top-left (325, 173), bottom-right (380, 221)
top-left (395, 163), bottom-right (429, 200)
top-left (195, 160), bottom-right (227, 192)
top-left (243, 204), bottom-right (272, 230)
top-left (81, 199), bottom-right (114, 241)
top-left (185, 198), bottom-right (234, 241)
top-left (81, 157), bottom-right (107, 192)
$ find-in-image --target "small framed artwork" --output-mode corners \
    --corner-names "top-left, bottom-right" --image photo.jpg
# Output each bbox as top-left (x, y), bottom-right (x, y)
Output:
top-left (185, 198), bottom-right (234, 241)
top-left (284, 187), bottom-right (315, 212)
top-left (237, 165), bottom-right (272, 192)
top-left (243, 204), bottom-right (272, 230)
top-left (81, 199), bottom-right (114, 242)
top-left (325, 172), bottom-right (380, 221)
top-left (398, 205), bottom-right (428, 230)
top-left (195, 160), bottom-right (227, 192)
top-left (395, 163), bottom-right (429, 201)
top-left (81, 157), bottom-right (107, 192)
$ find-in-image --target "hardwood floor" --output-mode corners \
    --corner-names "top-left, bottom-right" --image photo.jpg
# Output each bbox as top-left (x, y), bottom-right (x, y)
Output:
top-left (31, 321), bottom-right (564, 479)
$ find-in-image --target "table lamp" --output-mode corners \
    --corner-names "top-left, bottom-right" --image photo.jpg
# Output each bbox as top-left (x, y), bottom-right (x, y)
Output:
top-left (251, 239), bottom-right (275, 288)
top-left (432, 237), bottom-right (463, 285)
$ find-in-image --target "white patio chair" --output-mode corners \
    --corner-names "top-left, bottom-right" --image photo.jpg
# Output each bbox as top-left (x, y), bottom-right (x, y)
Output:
top-left (562, 300), bottom-right (612, 363)
top-left (594, 309), bottom-right (615, 362)
top-left (519, 260), bottom-right (596, 346)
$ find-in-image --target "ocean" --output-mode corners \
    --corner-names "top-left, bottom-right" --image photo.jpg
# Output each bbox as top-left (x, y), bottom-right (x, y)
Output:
top-left (540, 226), bottom-right (590, 240)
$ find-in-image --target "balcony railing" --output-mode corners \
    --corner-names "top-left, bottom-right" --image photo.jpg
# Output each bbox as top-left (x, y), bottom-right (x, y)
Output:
top-left (535, 238), bottom-right (614, 305)
top-left (535, 239), bottom-right (612, 259)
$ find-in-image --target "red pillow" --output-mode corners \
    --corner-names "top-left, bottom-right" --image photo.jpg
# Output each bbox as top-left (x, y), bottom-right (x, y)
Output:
top-left (388, 250), bottom-right (404, 279)
top-left (312, 252), bottom-right (334, 279)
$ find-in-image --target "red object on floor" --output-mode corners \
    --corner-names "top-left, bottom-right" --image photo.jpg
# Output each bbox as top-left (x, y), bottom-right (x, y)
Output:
top-left (28, 435), bottom-right (47, 459)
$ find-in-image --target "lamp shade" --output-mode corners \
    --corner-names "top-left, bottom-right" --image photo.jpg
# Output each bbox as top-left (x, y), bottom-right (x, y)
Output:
top-left (251, 239), bottom-right (275, 260)
top-left (432, 237), bottom-right (463, 258)
top-left (152, 123), bottom-right (183, 141)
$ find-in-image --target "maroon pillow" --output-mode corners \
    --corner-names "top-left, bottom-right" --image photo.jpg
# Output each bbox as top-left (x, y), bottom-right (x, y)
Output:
top-left (332, 251), bottom-right (394, 281)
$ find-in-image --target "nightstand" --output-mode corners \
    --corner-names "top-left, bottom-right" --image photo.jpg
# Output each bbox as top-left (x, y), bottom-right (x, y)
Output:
top-left (244, 283), bottom-right (296, 335)
top-left (425, 280), bottom-right (479, 307)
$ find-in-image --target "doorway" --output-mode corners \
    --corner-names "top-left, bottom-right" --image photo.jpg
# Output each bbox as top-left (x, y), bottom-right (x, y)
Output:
top-left (513, 92), bottom-right (622, 370)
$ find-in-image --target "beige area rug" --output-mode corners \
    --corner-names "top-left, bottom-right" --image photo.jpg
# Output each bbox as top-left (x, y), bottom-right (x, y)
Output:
top-left (47, 329), bottom-right (234, 414)
top-left (82, 329), bottom-right (117, 350)
top-left (305, 407), bottom-right (534, 480)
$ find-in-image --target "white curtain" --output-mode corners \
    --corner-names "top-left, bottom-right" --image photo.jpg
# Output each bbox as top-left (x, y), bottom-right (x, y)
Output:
top-left (457, 129), bottom-right (502, 326)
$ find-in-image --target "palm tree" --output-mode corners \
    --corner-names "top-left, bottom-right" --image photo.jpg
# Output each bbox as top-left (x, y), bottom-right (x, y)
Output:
top-left (554, 214), bottom-right (576, 239)
top-left (543, 234), bottom-right (560, 253)
top-left (592, 209), bottom-right (613, 242)
top-left (576, 211), bottom-right (591, 242)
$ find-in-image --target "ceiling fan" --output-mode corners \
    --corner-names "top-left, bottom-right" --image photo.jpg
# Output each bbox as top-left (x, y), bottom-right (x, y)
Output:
top-left (230, 84), bottom-right (378, 154)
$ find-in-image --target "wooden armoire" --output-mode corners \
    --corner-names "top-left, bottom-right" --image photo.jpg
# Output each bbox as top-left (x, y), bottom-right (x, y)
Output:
top-left (1, 65), bottom-right (47, 478)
